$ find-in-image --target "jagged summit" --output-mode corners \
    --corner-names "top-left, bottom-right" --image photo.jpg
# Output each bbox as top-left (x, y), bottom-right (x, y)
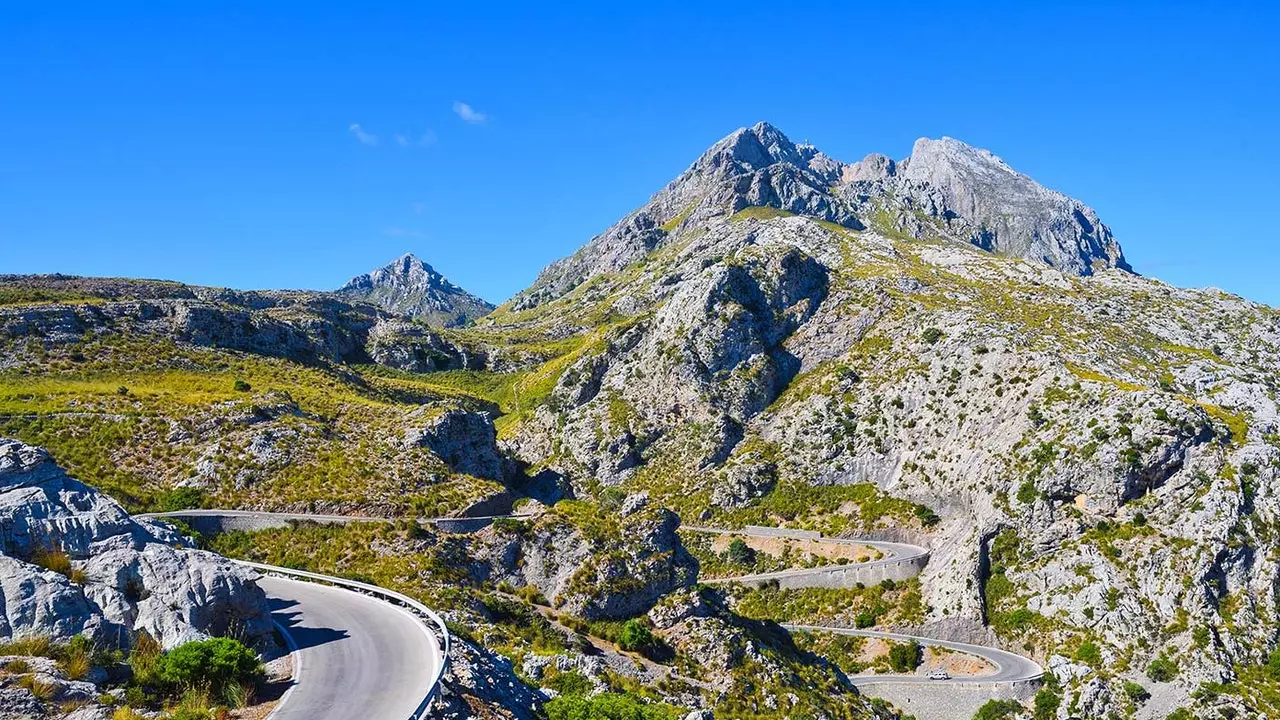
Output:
top-left (513, 123), bottom-right (1130, 309)
top-left (337, 252), bottom-right (493, 327)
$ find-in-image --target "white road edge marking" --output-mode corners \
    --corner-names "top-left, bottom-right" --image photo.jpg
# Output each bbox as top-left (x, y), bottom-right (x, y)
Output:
top-left (263, 617), bottom-right (303, 720)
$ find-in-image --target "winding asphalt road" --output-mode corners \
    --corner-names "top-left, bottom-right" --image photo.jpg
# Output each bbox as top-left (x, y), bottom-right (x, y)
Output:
top-left (151, 510), bottom-right (1042, 696)
top-left (258, 575), bottom-right (441, 720)
top-left (786, 625), bottom-right (1043, 685)
top-left (681, 525), bottom-right (928, 586)
top-left (681, 525), bottom-right (1044, 686)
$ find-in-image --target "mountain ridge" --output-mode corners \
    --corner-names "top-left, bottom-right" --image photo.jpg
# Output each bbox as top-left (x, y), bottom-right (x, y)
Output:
top-left (512, 122), bottom-right (1130, 310)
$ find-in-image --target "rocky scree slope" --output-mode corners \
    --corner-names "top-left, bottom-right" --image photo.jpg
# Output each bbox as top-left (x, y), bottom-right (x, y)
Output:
top-left (451, 123), bottom-right (1280, 718)
top-left (337, 252), bottom-right (494, 328)
top-left (0, 438), bottom-right (272, 649)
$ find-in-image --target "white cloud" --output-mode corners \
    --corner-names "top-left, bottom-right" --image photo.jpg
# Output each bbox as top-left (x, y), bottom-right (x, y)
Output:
top-left (349, 123), bottom-right (378, 146)
top-left (452, 101), bottom-right (488, 125)
top-left (395, 130), bottom-right (437, 148)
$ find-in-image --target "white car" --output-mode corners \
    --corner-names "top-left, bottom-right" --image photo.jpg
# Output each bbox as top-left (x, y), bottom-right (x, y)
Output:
top-left (927, 670), bottom-right (950, 680)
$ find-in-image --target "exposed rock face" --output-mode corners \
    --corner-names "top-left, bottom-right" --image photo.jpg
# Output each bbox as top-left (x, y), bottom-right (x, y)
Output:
top-left (472, 506), bottom-right (697, 620)
top-left (434, 638), bottom-right (542, 720)
top-left (366, 318), bottom-right (482, 372)
top-left (403, 408), bottom-right (506, 481)
top-left (0, 291), bottom-right (380, 364)
top-left (0, 439), bottom-right (272, 649)
top-left (887, 137), bottom-right (1131, 275)
top-left (337, 253), bottom-right (493, 327)
top-left (471, 123), bottom-right (1278, 717)
top-left (514, 122), bottom-right (1130, 309)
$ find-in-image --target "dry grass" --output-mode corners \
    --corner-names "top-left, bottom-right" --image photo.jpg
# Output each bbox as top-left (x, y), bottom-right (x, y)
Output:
top-left (17, 673), bottom-right (56, 700)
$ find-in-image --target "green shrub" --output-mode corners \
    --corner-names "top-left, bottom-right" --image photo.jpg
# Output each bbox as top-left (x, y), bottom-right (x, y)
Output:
top-left (854, 610), bottom-right (876, 628)
top-left (921, 328), bottom-right (943, 344)
top-left (1123, 680), bottom-right (1149, 702)
top-left (1147, 655), bottom-right (1178, 682)
top-left (156, 637), bottom-right (263, 706)
top-left (233, 379), bottom-right (252, 392)
top-left (160, 487), bottom-right (205, 512)
top-left (544, 668), bottom-right (592, 696)
top-left (972, 699), bottom-right (1023, 720)
top-left (545, 692), bottom-right (677, 720)
top-left (1076, 641), bottom-right (1102, 667)
top-left (491, 517), bottom-right (528, 535)
top-left (616, 620), bottom-right (654, 653)
top-left (887, 640), bottom-right (921, 673)
top-left (726, 538), bottom-right (755, 565)
top-left (598, 487), bottom-right (626, 512)
top-left (913, 504), bottom-right (940, 527)
top-left (1016, 481), bottom-right (1037, 505)
top-left (1033, 688), bottom-right (1060, 719)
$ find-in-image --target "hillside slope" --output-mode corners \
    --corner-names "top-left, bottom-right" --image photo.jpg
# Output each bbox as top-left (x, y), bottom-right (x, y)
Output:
top-left (4, 124), bottom-right (1279, 718)
top-left (439, 124), bottom-right (1279, 718)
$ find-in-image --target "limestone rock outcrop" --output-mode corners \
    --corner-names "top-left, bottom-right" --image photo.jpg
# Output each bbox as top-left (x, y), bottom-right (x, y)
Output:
top-left (0, 439), bottom-right (272, 649)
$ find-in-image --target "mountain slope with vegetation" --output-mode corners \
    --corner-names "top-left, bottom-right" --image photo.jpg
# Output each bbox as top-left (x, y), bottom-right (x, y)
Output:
top-left (3, 123), bottom-right (1278, 719)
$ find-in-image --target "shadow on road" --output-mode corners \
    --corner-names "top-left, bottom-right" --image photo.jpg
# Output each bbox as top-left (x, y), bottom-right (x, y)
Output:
top-left (269, 598), bottom-right (350, 651)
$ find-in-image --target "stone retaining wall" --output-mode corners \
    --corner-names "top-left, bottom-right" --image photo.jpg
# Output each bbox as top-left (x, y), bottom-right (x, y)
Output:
top-left (857, 677), bottom-right (1042, 720)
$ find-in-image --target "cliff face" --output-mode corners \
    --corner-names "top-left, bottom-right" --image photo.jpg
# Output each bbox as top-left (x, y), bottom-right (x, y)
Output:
top-left (0, 438), bottom-right (272, 649)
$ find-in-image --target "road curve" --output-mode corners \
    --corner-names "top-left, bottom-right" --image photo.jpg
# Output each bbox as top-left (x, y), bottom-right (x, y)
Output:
top-left (680, 525), bottom-right (929, 585)
top-left (785, 625), bottom-right (1044, 685)
top-left (151, 511), bottom-right (1039, 692)
top-left (259, 575), bottom-right (441, 720)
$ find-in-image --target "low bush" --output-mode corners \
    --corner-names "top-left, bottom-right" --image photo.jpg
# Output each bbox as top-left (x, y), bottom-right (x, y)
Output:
top-left (1123, 680), bottom-right (1149, 702)
top-left (29, 548), bottom-right (74, 577)
top-left (725, 538), bottom-right (755, 565)
top-left (616, 620), bottom-right (654, 653)
top-left (886, 640), bottom-right (921, 673)
top-left (973, 699), bottom-right (1023, 720)
top-left (1147, 655), bottom-right (1178, 682)
top-left (545, 692), bottom-right (677, 720)
top-left (155, 637), bottom-right (263, 707)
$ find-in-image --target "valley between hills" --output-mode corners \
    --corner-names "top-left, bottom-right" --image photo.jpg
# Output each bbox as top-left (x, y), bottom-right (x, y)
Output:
top-left (1, 122), bottom-right (1278, 720)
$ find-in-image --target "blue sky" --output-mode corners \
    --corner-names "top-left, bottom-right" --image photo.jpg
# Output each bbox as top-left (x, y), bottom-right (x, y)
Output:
top-left (3, 2), bottom-right (1277, 306)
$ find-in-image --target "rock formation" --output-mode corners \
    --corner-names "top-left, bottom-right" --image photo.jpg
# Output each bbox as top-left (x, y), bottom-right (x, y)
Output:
top-left (0, 439), bottom-right (272, 649)
top-left (337, 253), bottom-right (493, 327)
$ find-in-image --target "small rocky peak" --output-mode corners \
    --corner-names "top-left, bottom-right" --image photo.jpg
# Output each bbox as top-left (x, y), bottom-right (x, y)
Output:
top-left (696, 121), bottom-right (805, 174)
top-left (336, 253), bottom-right (494, 327)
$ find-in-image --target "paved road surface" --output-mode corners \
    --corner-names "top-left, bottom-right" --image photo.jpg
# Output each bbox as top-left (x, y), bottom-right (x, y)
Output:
top-left (680, 525), bottom-right (929, 585)
top-left (786, 625), bottom-right (1044, 685)
top-left (259, 575), bottom-right (440, 720)
top-left (153, 510), bottom-right (1039, 694)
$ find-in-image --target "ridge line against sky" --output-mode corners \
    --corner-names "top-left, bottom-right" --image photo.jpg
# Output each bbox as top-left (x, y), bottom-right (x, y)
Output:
top-left (1, 2), bottom-right (1277, 307)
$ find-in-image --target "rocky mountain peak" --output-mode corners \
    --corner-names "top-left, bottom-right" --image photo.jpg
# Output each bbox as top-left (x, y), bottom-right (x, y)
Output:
top-left (514, 123), bottom-right (1133, 309)
top-left (337, 252), bottom-right (494, 327)
top-left (893, 136), bottom-right (1132, 275)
